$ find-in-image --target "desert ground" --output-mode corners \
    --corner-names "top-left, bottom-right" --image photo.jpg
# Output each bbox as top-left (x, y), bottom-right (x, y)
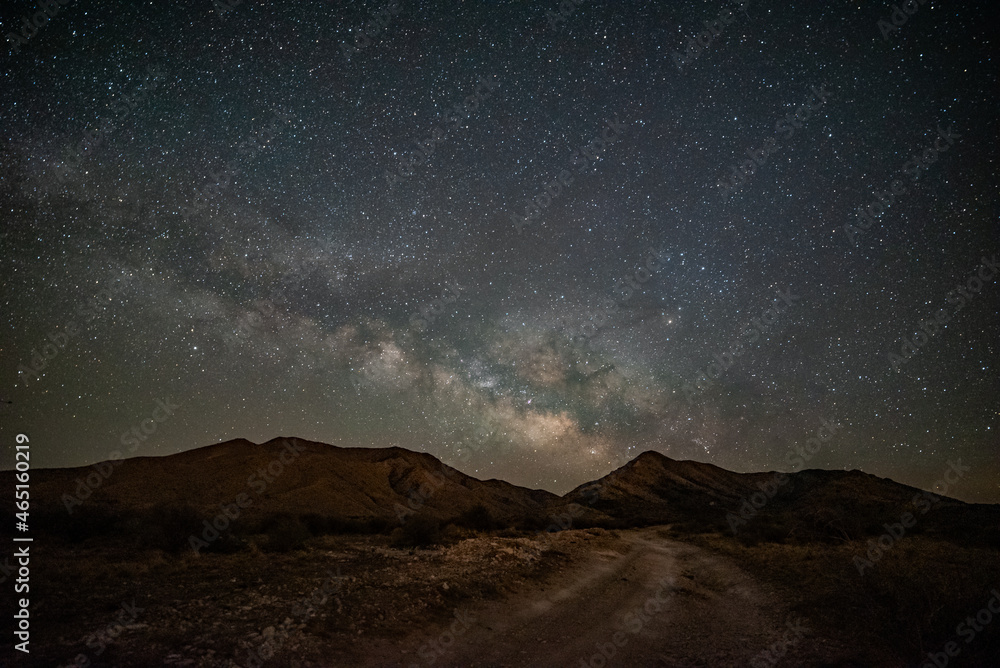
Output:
top-left (3, 522), bottom-right (997, 667)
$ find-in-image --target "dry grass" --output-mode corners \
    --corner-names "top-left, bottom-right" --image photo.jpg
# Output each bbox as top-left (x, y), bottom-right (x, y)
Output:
top-left (685, 531), bottom-right (1000, 665)
top-left (5, 526), bottom-right (590, 667)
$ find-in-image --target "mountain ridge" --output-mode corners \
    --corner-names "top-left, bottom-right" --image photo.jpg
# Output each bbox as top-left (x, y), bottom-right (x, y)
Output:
top-left (4, 438), bottom-right (996, 546)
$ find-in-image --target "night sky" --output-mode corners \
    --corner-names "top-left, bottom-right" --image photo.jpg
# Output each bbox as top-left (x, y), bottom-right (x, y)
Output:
top-left (2, 0), bottom-right (997, 501)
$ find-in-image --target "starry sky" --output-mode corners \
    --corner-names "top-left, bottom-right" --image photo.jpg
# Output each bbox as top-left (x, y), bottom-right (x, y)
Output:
top-left (1, 0), bottom-right (998, 501)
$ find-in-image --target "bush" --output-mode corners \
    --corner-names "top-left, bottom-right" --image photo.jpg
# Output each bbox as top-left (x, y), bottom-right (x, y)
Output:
top-left (302, 513), bottom-right (346, 536)
top-left (201, 532), bottom-right (249, 555)
top-left (30, 504), bottom-right (121, 542)
top-left (440, 522), bottom-right (472, 543)
top-left (453, 504), bottom-right (499, 531)
top-left (26, 503), bottom-right (204, 553)
top-left (516, 514), bottom-right (550, 532)
top-left (133, 505), bottom-right (204, 553)
top-left (363, 517), bottom-right (392, 534)
top-left (735, 517), bottom-right (789, 546)
top-left (391, 515), bottom-right (441, 548)
top-left (261, 514), bottom-right (312, 553)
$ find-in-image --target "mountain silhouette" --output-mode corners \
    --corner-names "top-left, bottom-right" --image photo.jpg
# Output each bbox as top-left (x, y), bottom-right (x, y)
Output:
top-left (5, 438), bottom-right (996, 545)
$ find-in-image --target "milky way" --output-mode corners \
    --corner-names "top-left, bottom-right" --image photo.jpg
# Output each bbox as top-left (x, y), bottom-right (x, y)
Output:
top-left (1, 0), bottom-right (997, 500)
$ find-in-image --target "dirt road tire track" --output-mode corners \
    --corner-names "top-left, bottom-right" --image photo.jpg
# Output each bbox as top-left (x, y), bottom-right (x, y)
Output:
top-left (373, 527), bottom-right (860, 667)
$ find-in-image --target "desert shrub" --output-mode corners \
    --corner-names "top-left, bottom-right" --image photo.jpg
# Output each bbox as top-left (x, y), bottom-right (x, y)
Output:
top-left (440, 522), bottom-right (472, 543)
top-left (453, 504), bottom-right (498, 531)
top-left (301, 512), bottom-right (326, 535)
top-left (735, 524), bottom-right (763, 547)
top-left (132, 505), bottom-right (203, 553)
top-left (31, 504), bottom-right (123, 542)
top-left (260, 514), bottom-right (312, 553)
top-left (839, 505), bottom-right (888, 540)
top-left (760, 519), bottom-right (790, 543)
top-left (362, 517), bottom-right (392, 534)
top-left (390, 515), bottom-right (441, 548)
top-left (516, 514), bottom-right (549, 532)
top-left (23, 503), bottom-right (207, 552)
top-left (201, 532), bottom-right (249, 554)
top-left (302, 512), bottom-right (348, 536)
top-left (792, 508), bottom-right (864, 543)
top-left (250, 514), bottom-right (391, 537)
top-left (735, 517), bottom-right (791, 546)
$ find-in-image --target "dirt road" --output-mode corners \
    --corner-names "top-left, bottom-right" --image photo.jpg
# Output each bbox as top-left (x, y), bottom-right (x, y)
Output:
top-left (377, 528), bottom-right (857, 668)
